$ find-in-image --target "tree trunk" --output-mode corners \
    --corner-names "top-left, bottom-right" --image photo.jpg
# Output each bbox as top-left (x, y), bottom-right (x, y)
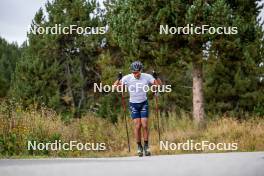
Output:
top-left (65, 59), bottom-right (76, 113)
top-left (77, 64), bottom-right (85, 116)
top-left (192, 62), bottom-right (204, 124)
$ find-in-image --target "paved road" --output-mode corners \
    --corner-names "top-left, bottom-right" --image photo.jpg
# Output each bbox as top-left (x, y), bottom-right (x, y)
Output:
top-left (0, 152), bottom-right (264, 176)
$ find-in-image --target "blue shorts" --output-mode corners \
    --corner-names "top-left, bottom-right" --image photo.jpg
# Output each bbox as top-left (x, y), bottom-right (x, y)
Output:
top-left (129, 100), bottom-right (149, 119)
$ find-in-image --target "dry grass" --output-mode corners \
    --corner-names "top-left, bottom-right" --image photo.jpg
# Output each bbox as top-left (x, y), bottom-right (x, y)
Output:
top-left (0, 105), bottom-right (263, 158)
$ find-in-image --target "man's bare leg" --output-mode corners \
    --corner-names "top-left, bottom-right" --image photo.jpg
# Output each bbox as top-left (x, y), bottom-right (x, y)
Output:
top-left (141, 118), bottom-right (151, 156)
top-left (133, 118), bottom-right (143, 156)
top-left (133, 118), bottom-right (142, 142)
top-left (141, 118), bottom-right (148, 141)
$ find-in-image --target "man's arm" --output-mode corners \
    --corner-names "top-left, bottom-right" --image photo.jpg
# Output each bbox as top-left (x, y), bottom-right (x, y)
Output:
top-left (152, 71), bottom-right (162, 85)
top-left (113, 79), bottom-right (121, 86)
top-left (113, 72), bottom-right (123, 88)
top-left (153, 78), bottom-right (162, 85)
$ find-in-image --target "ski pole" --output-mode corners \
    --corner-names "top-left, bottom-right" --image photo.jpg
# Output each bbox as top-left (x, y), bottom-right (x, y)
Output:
top-left (118, 72), bottom-right (131, 152)
top-left (153, 71), bottom-right (161, 144)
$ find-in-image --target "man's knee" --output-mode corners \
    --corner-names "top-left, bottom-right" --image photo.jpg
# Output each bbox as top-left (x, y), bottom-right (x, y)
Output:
top-left (134, 120), bottom-right (142, 129)
top-left (136, 123), bottom-right (142, 129)
top-left (142, 124), bottom-right (148, 129)
top-left (141, 120), bottom-right (148, 129)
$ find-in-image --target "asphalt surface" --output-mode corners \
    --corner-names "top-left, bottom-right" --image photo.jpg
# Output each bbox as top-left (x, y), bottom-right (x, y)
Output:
top-left (0, 152), bottom-right (264, 176)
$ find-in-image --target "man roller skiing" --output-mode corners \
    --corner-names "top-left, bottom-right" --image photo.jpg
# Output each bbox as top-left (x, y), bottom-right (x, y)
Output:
top-left (114, 61), bottom-right (162, 156)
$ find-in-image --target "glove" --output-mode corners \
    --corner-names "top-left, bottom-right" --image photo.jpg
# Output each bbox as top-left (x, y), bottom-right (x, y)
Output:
top-left (152, 71), bottom-right (158, 79)
top-left (118, 72), bottom-right (123, 81)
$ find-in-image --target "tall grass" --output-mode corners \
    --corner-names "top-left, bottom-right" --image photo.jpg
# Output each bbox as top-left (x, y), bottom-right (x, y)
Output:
top-left (0, 101), bottom-right (263, 158)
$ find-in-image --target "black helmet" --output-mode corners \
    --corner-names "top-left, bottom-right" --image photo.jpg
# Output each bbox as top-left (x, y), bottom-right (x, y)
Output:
top-left (130, 61), bottom-right (143, 71)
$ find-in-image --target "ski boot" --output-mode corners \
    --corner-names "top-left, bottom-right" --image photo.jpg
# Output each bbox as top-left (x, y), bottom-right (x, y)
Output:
top-left (137, 145), bottom-right (143, 157)
top-left (144, 145), bottom-right (151, 156)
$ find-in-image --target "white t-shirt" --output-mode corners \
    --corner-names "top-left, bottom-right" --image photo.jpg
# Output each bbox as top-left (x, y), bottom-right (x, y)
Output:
top-left (121, 73), bottom-right (155, 103)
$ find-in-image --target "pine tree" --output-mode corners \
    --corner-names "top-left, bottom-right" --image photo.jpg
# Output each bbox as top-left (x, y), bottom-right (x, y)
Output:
top-left (107, 0), bottom-right (240, 123)
top-left (205, 0), bottom-right (264, 117)
top-left (0, 37), bottom-right (21, 97)
top-left (11, 0), bottom-right (105, 117)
